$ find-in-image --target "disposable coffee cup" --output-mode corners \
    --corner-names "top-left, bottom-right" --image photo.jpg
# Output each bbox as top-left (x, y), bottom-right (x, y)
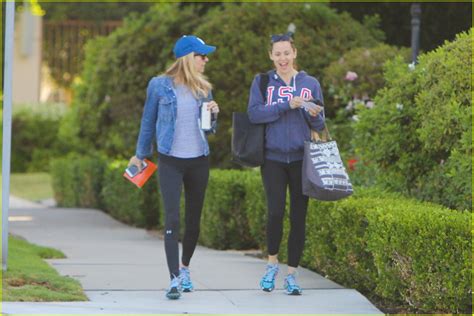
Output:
top-left (201, 102), bottom-right (212, 130)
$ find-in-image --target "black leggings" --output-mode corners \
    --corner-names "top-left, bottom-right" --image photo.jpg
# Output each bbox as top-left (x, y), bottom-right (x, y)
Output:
top-left (158, 154), bottom-right (209, 279)
top-left (261, 159), bottom-right (309, 268)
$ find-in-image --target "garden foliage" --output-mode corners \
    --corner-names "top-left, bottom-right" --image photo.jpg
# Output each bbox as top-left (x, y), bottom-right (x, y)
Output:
top-left (321, 44), bottom-right (410, 155)
top-left (352, 30), bottom-right (472, 210)
top-left (0, 103), bottom-right (67, 172)
top-left (323, 44), bottom-right (410, 111)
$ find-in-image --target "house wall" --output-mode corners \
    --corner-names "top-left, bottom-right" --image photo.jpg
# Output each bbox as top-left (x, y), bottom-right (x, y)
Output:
top-left (12, 10), bottom-right (42, 104)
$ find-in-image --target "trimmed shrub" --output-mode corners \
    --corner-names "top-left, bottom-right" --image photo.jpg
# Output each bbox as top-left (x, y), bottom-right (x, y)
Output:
top-left (48, 164), bottom-right (471, 313)
top-left (300, 194), bottom-right (470, 313)
top-left (352, 30), bottom-right (472, 210)
top-left (9, 103), bottom-right (67, 172)
top-left (366, 202), bottom-right (471, 313)
top-left (199, 169), bottom-right (257, 249)
top-left (156, 168), bottom-right (258, 249)
top-left (50, 154), bottom-right (106, 208)
top-left (242, 169), bottom-right (267, 249)
top-left (245, 181), bottom-right (470, 313)
top-left (50, 157), bottom-right (77, 207)
top-left (302, 197), bottom-right (380, 293)
top-left (156, 169), bottom-right (257, 250)
top-left (101, 160), bottom-right (160, 228)
top-left (279, 187), bottom-right (401, 292)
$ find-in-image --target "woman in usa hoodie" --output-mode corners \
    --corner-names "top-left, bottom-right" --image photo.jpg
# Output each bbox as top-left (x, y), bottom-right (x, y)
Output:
top-left (247, 33), bottom-right (325, 295)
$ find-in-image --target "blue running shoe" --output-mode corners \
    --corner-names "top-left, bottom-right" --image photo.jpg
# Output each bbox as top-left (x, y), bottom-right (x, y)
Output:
top-left (260, 263), bottom-right (279, 292)
top-left (165, 276), bottom-right (181, 300)
top-left (179, 267), bottom-right (194, 292)
top-left (284, 273), bottom-right (302, 295)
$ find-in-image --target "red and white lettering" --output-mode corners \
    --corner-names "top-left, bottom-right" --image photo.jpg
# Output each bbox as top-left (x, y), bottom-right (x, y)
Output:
top-left (300, 88), bottom-right (312, 100)
top-left (279, 86), bottom-right (293, 101)
top-left (266, 86), bottom-right (275, 105)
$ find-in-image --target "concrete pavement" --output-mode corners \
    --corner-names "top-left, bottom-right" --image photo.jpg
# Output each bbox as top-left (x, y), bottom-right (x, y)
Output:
top-left (3, 196), bottom-right (383, 314)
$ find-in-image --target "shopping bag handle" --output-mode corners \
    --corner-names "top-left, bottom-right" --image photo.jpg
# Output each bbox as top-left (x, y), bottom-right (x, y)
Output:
top-left (302, 99), bottom-right (332, 143)
top-left (311, 126), bottom-right (331, 143)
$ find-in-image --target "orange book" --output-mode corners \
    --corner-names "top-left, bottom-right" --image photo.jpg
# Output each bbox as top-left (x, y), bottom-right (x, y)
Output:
top-left (123, 159), bottom-right (158, 188)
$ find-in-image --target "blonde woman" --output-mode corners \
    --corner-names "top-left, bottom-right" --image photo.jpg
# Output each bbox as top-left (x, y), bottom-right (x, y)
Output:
top-left (128, 35), bottom-right (219, 300)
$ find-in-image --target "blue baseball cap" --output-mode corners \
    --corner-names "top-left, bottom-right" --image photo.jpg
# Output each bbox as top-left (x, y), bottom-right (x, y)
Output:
top-left (173, 35), bottom-right (216, 59)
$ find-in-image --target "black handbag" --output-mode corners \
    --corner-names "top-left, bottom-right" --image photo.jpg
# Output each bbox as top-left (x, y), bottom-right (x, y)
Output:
top-left (302, 128), bottom-right (354, 201)
top-left (231, 73), bottom-right (269, 167)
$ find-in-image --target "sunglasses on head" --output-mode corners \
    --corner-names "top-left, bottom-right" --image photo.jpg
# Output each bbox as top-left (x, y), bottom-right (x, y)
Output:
top-left (270, 33), bottom-right (293, 43)
top-left (194, 53), bottom-right (207, 59)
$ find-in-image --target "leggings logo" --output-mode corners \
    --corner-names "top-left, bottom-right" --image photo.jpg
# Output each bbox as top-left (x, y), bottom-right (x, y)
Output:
top-left (166, 230), bottom-right (172, 234)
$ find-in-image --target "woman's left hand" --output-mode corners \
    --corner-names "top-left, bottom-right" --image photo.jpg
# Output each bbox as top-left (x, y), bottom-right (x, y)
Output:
top-left (207, 101), bottom-right (219, 114)
top-left (308, 104), bottom-right (323, 117)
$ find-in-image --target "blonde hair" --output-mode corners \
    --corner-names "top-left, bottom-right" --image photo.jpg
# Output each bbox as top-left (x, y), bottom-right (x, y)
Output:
top-left (165, 54), bottom-right (212, 98)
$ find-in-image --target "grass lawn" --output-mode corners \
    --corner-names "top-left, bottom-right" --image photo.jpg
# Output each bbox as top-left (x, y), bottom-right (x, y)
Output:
top-left (1, 173), bottom-right (85, 301)
top-left (9, 172), bottom-right (53, 201)
top-left (2, 235), bottom-right (87, 302)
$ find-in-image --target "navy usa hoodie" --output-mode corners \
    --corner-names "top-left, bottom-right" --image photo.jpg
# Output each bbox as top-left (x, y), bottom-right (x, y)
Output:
top-left (247, 70), bottom-right (325, 163)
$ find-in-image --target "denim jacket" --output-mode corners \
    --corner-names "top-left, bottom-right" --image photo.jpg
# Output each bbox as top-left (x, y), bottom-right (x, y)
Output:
top-left (135, 75), bottom-right (216, 160)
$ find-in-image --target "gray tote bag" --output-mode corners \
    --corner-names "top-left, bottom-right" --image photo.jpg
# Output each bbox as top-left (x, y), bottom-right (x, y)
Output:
top-left (302, 129), bottom-right (353, 201)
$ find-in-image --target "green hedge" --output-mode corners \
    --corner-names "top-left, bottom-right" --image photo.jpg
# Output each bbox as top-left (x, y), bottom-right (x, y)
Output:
top-left (274, 193), bottom-right (470, 313)
top-left (366, 201), bottom-right (471, 313)
top-left (242, 170), bottom-right (267, 248)
top-left (238, 172), bottom-right (470, 313)
top-left (0, 103), bottom-right (67, 173)
top-left (51, 156), bottom-right (160, 228)
top-left (50, 154), bottom-right (106, 208)
top-left (157, 169), bottom-right (259, 250)
top-left (100, 160), bottom-right (160, 229)
top-left (50, 163), bottom-right (470, 313)
top-left (200, 170), bottom-right (257, 250)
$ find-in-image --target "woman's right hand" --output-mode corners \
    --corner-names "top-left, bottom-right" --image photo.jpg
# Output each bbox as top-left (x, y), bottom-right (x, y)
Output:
top-left (128, 156), bottom-right (144, 171)
top-left (289, 96), bottom-right (305, 109)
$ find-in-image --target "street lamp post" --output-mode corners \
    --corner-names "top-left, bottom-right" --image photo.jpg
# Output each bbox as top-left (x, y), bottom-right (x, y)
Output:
top-left (2, 0), bottom-right (16, 270)
top-left (411, 3), bottom-right (422, 64)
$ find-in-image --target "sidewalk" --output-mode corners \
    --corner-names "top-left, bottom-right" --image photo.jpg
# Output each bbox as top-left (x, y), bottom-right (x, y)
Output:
top-left (4, 196), bottom-right (382, 314)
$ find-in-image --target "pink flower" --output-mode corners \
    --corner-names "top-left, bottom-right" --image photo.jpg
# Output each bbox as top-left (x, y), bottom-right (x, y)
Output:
top-left (344, 71), bottom-right (358, 81)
